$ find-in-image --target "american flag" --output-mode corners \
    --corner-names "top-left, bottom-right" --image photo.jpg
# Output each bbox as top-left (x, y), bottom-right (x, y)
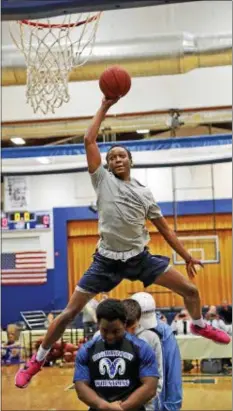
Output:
top-left (1, 251), bottom-right (47, 285)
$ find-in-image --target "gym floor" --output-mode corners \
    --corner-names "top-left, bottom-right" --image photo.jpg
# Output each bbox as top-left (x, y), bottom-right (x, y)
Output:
top-left (2, 365), bottom-right (232, 411)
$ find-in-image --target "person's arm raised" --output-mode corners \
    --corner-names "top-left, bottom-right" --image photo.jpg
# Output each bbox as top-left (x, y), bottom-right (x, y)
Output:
top-left (84, 97), bottom-right (119, 173)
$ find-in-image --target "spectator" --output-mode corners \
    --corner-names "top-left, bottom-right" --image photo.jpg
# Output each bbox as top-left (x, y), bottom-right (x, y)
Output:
top-left (205, 304), bottom-right (232, 371)
top-left (205, 306), bottom-right (228, 334)
top-left (205, 305), bottom-right (217, 320)
top-left (171, 309), bottom-right (194, 372)
top-left (2, 324), bottom-right (21, 364)
top-left (160, 314), bottom-right (168, 324)
top-left (44, 313), bottom-right (55, 329)
top-left (131, 292), bottom-right (182, 411)
top-left (171, 309), bottom-right (192, 335)
top-left (82, 298), bottom-right (99, 340)
top-left (218, 301), bottom-right (232, 326)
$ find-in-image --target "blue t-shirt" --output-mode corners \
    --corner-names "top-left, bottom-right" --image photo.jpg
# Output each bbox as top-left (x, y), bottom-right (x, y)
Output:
top-left (2, 345), bottom-right (20, 364)
top-left (73, 332), bottom-right (159, 404)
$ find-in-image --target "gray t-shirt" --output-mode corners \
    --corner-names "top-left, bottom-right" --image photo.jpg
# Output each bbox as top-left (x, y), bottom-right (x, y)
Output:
top-left (136, 326), bottom-right (163, 411)
top-left (90, 165), bottom-right (162, 260)
top-left (135, 326), bottom-right (163, 395)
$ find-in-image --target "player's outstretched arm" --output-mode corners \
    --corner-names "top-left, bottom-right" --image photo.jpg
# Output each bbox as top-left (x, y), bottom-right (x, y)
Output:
top-left (151, 216), bottom-right (204, 279)
top-left (84, 98), bottom-right (119, 173)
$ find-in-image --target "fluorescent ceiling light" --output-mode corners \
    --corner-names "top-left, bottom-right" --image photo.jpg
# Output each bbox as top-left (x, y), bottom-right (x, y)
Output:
top-left (36, 157), bottom-right (51, 164)
top-left (136, 129), bottom-right (150, 134)
top-left (10, 137), bottom-right (26, 145)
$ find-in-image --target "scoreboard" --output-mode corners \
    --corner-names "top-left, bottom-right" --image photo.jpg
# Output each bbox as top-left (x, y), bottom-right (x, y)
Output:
top-left (1, 211), bottom-right (51, 231)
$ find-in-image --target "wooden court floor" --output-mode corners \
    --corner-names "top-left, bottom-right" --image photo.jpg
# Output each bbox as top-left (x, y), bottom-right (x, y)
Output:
top-left (2, 365), bottom-right (232, 411)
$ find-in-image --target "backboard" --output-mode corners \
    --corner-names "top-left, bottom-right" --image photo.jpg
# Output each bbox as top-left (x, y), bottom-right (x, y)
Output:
top-left (2, 0), bottom-right (203, 21)
top-left (173, 235), bottom-right (220, 265)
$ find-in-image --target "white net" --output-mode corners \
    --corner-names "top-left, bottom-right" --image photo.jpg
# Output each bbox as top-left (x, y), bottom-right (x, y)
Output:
top-left (9, 13), bottom-right (101, 114)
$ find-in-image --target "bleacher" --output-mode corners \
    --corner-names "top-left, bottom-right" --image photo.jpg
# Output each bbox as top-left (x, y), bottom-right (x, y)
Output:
top-left (1, 310), bottom-right (84, 359)
top-left (20, 311), bottom-right (47, 330)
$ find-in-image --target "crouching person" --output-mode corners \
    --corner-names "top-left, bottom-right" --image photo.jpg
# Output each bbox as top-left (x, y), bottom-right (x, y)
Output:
top-left (74, 298), bottom-right (159, 411)
top-left (131, 293), bottom-right (182, 411)
top-left (122, 299), bottom-right (163, 392)
top-left (122, 299), bottom-right (163, 410)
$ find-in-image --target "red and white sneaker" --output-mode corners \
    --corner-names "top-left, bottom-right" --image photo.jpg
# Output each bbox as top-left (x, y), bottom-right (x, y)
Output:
top-left (190, 323), bottom-right (231, 344)
top-left (15, 354), bottom-right (44, 388)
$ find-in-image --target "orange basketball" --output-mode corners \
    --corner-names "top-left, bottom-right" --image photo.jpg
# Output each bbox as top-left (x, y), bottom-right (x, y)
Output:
top-left (99, 66), bottom-right (131, 99)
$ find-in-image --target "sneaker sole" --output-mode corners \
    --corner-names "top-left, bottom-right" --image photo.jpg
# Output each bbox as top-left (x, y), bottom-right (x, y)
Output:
top-left (14, 361), bottom-right (45, 389)
top-left (14, 374), bottom-right (29, 389)
top-left (191, 330), bottom-right (230, 345)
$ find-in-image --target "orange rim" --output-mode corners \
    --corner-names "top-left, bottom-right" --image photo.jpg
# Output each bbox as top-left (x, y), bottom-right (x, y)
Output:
top-left (20, 12), bottom-right (101, 29)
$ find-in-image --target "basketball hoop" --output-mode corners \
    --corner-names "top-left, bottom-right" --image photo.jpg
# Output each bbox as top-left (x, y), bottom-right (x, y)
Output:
top-left (9, 13), bottom-right (101, 114)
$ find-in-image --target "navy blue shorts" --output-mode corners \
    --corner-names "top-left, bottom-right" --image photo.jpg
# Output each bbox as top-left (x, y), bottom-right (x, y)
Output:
top-left (77, 248), bottom-right (170, 294)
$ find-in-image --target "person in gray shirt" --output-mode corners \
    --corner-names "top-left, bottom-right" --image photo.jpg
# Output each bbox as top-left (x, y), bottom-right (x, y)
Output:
top-left (16, 97), bottom-right (230, 390)
top-left (82, 298), bottom-right (99, 340)
top-left (122, 299), bottom-right (163, 401)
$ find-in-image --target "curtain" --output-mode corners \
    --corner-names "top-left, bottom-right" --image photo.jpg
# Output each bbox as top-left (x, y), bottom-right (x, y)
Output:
top-left (68, 215), bottom-right (232, 306)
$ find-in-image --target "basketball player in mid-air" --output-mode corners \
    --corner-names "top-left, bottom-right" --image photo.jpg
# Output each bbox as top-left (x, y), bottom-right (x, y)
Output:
top-left (15, 97), bottom-right (230, 389)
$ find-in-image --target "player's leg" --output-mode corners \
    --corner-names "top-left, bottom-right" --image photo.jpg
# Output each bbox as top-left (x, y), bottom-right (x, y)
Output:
top-left (155, 266), bottom-right (202, 320)
top-left (154, 266), bottom-right (230, 344)
top-left (39, 253), bottom-right (120, 351)
top-left (40, 290), bottom-right (92, 350)
top-left (127, 250), bottom-right (230, 344)
top-left (15, 290), bottom-right (94, 389)
top-left (15, 252), bottom-right (121, 388)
